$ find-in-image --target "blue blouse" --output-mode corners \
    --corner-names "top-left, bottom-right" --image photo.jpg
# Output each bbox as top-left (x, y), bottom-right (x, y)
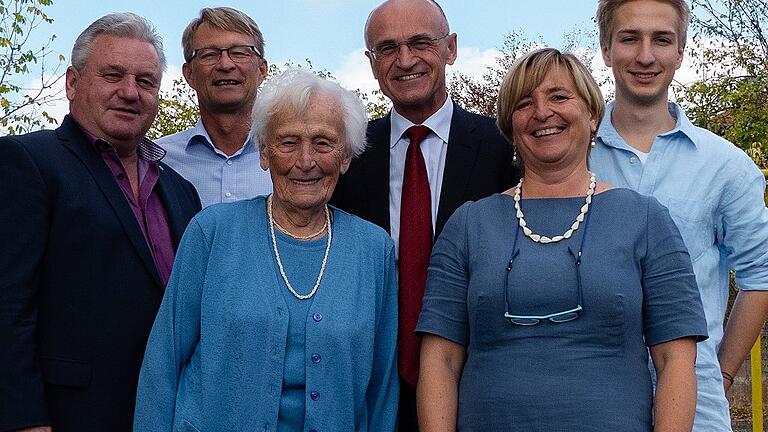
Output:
top-left (134, 196), bottom-right (399, 432)
top-left (417, 189), bottom-right (707, 431)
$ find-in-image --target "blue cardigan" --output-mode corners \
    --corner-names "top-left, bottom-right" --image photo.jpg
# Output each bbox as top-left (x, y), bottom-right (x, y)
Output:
top-left (134, 197), bottom-right (399, 431)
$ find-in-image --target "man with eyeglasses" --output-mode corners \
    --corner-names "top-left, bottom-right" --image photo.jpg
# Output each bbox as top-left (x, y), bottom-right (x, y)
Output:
top-left (331, 1), bottom-right (518, 429)
top-left (158, 7), bottom-right (271, 207)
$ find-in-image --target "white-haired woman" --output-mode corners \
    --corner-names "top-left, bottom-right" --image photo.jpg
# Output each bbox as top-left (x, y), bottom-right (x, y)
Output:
top-left (134, 68), bottom-right (398, 431)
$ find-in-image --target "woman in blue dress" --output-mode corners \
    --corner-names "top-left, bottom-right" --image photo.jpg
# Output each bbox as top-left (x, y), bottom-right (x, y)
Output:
top-left (416, 48), bottom-right (707, 431)
top-left (133, 68), bottom-right (399, 431)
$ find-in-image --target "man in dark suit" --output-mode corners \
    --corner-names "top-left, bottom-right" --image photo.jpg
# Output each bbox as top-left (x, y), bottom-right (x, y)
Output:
top-left (0, 13), bottom-right (201, 432)
top-left (331, 0), bottom-right (518, 429)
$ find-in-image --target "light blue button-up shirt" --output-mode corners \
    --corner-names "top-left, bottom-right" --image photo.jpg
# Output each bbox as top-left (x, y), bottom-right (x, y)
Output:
top-left (157, 120), bottom-right (272, 208)
top-left (590, 102), bottom-right (768, 431)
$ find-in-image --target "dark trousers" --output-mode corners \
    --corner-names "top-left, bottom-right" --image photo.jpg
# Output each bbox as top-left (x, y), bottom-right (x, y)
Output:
top-left (398, 378), bottom-right (419, 431)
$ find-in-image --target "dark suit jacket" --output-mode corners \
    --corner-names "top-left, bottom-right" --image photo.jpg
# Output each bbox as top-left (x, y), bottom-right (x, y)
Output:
top-left (332, 104), bottom-right (520, 238)
top-left (0, 116), bottom-right (201, 432)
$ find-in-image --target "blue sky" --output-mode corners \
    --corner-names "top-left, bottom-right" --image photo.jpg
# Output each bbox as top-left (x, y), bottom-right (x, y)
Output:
top-left (21, 0), bottom-right (701, 122)
top-left (43, 0), bottom-right (599, 71)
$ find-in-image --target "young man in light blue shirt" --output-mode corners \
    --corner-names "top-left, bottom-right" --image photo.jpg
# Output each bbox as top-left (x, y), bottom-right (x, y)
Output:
top-left (591, 1), bottom-right (768, 430)
top-left (158, 7), bottom-right (272, 207)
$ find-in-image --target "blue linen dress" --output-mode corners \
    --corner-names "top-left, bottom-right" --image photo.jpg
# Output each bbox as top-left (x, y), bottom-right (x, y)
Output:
top-left (133, 196), bottom-right (399, 432)
top-left (416, 188), bottom-right (707, 431)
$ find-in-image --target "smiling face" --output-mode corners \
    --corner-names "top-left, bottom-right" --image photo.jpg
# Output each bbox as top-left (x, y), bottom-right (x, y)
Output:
top-left (601, 0), bottom-right (684, 107)
top-left (260, 94), bottom-right (352, 217)
top-left (183, 22), bottom-right (267, 115)
top-left (365, 0), bottom-right (457, 123)
top-left (511, 66), bottom-right (598, 173)
top-left (66, 35), bottom-right (162, 155)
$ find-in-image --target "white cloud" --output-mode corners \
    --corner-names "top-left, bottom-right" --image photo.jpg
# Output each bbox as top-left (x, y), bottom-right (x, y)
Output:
top-left (333, 49), bottom-right (378, 94)
top-left (448, 46), bottom-right (503, 80)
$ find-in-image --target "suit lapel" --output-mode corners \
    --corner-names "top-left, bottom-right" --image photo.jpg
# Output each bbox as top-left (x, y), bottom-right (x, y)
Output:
top-left (365, 115), bottom-right (393, 233)
top-left (436, 105), bottom-right (481, 236)
top-left (56, 117), bottom-right (163, 287)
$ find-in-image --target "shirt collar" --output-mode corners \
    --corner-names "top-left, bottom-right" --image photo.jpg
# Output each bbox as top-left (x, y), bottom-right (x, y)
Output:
top-left (188, 118), bottom-right (256, 157)
top-left (389, 97), bottom-right (453, 148)
top-left (596, 101), bottom-right (698, 151)
top-left (76, 117), bottom-right (166, 162)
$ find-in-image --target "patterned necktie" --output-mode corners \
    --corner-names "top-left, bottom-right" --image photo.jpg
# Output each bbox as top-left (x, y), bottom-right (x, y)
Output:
top-left (398, 125), bottom-right (433, 388)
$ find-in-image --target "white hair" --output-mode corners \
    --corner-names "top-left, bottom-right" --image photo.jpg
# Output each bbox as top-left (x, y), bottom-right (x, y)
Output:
top-left (71, 12), bottom-right (166, 71)
top-left (251, 68), bottom-right (368, 157)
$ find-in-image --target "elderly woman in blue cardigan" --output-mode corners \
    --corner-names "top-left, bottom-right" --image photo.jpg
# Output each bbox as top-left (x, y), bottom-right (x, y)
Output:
top-left (133, 68), bottom-right (399, 431)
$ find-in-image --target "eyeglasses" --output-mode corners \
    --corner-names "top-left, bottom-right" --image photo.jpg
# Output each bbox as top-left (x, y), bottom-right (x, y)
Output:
top-left (190, 45), bottom-right (262, 65)
top-left (367, 34), bottom-right (450, 61)
top-left (503, 206), bottom-right (592, 326)
top-left (503, 247), bottom-right (584, 325)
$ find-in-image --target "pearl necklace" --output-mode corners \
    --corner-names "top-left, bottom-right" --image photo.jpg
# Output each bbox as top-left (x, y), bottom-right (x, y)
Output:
top-left (267, 195), bottom-right (332, 300)
top-left (513, 172), bottom-right (596, 244)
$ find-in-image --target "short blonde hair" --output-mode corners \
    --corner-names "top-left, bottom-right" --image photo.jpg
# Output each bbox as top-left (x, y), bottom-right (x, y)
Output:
top-left (496, 48), bottom-right (605, 147)
top-left (596, 0), bottom-right (690, 49)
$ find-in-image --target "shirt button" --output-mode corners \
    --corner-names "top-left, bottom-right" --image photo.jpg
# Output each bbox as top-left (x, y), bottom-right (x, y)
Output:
top-left (226, 160), bottom-right (233, 165)
top-left (225, 192), bottom-right (232, 198)
top-left (311, 353), bottom-right (321, 364)
top-left (629, 156), bottom-right (638, 164)
top-left (312, 312), bottom-right (323, 322)
top-left (310, 391), bottom-right (320, 401)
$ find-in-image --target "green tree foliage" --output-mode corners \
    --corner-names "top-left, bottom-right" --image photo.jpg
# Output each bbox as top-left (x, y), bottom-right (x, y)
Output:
top-left (0, 0), bottom-right (64, 135)
top-left (146, 77), bottom-right (198, 140)
top-left (676, 0), bottom-right (768, 168)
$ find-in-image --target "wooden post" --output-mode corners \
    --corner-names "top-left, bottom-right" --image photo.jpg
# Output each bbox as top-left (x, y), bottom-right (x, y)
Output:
top-left (752, 337), bottom-right (764, 432)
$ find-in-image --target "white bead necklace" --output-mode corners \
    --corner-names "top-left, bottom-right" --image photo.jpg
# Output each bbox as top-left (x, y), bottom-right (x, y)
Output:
top-left (267, 195), bottom-right (332, 300)
top-left (513, 172), bottom-right (596, 244)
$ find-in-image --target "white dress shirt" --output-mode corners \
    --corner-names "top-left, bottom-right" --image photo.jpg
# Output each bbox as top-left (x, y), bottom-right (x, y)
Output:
top-left (389, 98), bottom-right (453, 257)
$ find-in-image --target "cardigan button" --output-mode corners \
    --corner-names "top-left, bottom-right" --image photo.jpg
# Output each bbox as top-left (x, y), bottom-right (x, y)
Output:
top-left (310, 391), bottom-right (320, 401)
top-left (312, 312), bottom-right (323, 322)
top-left (311, 353), bottom-right (321, 364)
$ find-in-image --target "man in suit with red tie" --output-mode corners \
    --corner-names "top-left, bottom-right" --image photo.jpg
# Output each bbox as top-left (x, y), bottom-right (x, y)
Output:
top-left (331, 0), bottom-right (519, 429)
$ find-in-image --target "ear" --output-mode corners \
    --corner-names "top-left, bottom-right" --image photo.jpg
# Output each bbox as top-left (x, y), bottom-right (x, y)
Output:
top-left (365, 50), bottom-right (379, 80)
top-left (601, 43), bottom-right (612, 68)
top-left (257, 58), bottom-right (269, 85)
top-left (675, 45), bottom-right (684, 70)
top-left (589, 115), bottom-right (598, 135)
top-left (65, 66), bottom-right (79, 102)
top-left (339, 153), bottom-right (353, 175)
top-left (259, 147), bottom-right (269, 171)
top-left (182, 63), bottom-right (197, 90)
top-left (445, 33), bottom-right (458, 66)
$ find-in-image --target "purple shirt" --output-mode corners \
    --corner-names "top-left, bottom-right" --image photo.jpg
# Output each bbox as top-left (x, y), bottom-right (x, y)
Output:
top-left (81, 127), bottom-right (175, 286)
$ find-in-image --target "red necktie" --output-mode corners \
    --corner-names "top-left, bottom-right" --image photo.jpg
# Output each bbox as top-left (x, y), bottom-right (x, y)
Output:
top-left (398, 125), bottom-right (433, 388)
